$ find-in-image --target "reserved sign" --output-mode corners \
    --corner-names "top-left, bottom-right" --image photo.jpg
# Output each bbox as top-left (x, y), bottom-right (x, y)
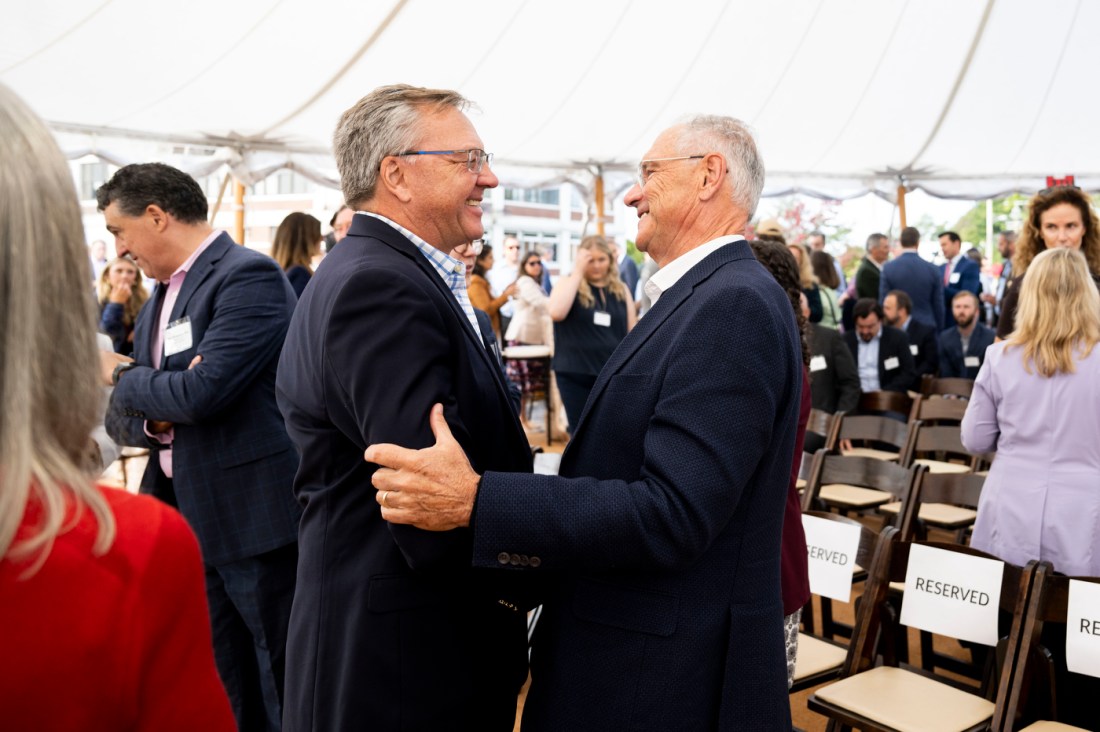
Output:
top-left (900, 544), bottom-right (1003, 646)
top-left (802, 514), bottom-right (861, 602)
top-left (1066, 580), bottom-right (1100, 678)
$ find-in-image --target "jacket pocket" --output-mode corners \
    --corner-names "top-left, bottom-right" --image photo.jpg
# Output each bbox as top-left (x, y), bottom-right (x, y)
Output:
top-left (572, 577), bottom-right (678, 636)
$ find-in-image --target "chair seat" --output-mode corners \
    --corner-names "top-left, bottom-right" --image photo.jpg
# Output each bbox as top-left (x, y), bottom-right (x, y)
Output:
top-left (913, 458), bottom-right (971, 474)
top-left (842, 446), bottom-right (900, 461)
top-left (813, 666), bottom-right (994, 732)
top-left (878, 501), bottom-right (978, 528)
top-left (796, 477), bottom-right (806, 490)
top-left (793, 633), bottom-right (848, 681)
top-left (1019, 722), bottom-right (1090, 731)
top-left (819, 484), bottom-right (893, 508)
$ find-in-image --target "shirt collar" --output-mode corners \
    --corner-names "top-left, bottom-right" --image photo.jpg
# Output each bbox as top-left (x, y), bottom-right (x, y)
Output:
top-left (359, 211), bottom-right (466, 280)
top-left (163, 228), bottom-right (221, 284)
top-left (644, 235), bottom-right (742, 307)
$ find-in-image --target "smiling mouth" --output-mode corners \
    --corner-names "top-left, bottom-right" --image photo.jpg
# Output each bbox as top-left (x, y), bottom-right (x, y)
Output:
top-left (466, 199), bottom-right (482, 207)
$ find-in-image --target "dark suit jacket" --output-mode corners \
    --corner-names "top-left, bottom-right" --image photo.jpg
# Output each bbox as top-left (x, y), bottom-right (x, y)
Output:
top-left (618, 255), bottom-right (640, 296)
top-left (844, 324), bottom-right (916, 393)
top-left (939, 322), bottom-right (996, 379)
top-left (941, 255), bottom-right (981, 309)
top-left (276, 214), bottom-right (534, 731)
top-left (903, 317), bottom-right (940, 387)
top-left (106, 232), bottom-right (301, 566)
top-left (880, 250), bottom-right (945, 331)
top-left (473, 242), bottom-right (800, 730)
top-left (854, 256), bottom-right (881, 300)
top-left (809, 323), bottom-right (860, 414)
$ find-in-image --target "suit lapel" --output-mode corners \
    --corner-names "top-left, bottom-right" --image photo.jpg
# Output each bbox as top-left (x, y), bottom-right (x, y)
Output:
top-left (136, 284), bottom-right (165, 368)
top-left (168, 234), bottom-right (230, 325)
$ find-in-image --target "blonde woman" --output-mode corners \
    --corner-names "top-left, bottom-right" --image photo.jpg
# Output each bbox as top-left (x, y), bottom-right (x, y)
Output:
top-left (272, 211), bottom-right (322, 297)
top-left (787, 242), bottom-right (824, 324)
top-left (548, 235), bottom-right (636, 430)
top-left (504, 250), bottom-right (553, 429)
top-left (0, 83), bottom-right (234, 730)
top-left (963, 248), bottom-right (1100, 576)
top-left (96, 255), bottom-right (149, 354)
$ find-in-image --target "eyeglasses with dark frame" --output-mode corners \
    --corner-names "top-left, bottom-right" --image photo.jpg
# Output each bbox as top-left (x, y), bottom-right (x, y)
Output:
top-left (635, 154), bottom-right (706, 188)
top-left (395, 148), bottom-right (494, 174)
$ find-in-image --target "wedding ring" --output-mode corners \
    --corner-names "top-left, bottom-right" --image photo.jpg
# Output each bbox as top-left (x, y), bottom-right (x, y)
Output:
top-left (382, 490), bottom-right (391, 508)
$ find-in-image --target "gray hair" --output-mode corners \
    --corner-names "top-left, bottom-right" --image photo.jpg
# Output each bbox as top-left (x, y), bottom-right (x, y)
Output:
top-left (676, 115), bottom-right (765, 217)
top-left (0, 83), bottom-right (114, 567)
top-left (866, 233), bottom-right (888, 252)
top-left (334, 84), bottom-right (470, 207)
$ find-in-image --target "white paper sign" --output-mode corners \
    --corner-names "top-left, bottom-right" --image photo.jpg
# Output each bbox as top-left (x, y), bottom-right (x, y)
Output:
top-left (809, 355), bottom-right (827, 372)
top-left (900, 544), bottom-right (1003, 646)
top-left (164, 317), bottom-right (193, 357)
top-left (1066, 579), bottom-right (1100, 678)
top-left (884, 356), bottom-right (900, 371)
top-left (910, 344), bottom-right (919, 356)
top-left (802, 514), bottom-right (862, 602)
top-left (964, 356), bottom-right (981, 368)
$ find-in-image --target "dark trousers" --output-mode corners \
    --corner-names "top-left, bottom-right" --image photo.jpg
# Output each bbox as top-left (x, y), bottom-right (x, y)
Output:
top-left (206, 542), bottom-right (298, 732)
top-left (555, 370), bottom-right (598, 432)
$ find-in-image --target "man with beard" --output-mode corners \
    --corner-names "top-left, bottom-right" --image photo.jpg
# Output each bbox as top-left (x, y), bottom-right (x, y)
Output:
top-left (939, 290), bottom-right (995, 379)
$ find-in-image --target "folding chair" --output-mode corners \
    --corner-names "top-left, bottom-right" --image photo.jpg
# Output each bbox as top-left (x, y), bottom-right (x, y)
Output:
top-left (921, 375), bottom-right (976, 399)
top-left (897, 470), bottom-right (985, 544)
top-left (838, 414), bottom-right (917, 463)
top-left (808, 408), bottom-right (841, 453)
top-left (808, 541), bottom-right (1037, 732)
top-left (901, 422), bottom-right (975, 476)
top-left (911, 395), bottom-right (970, 426)
top-left (857, 390), bottom-right (919, 421)
top-left (792, 514), bottom-right (898, 692)
top-left (1001, 563), bottom-right (1100, 731)
top-left (802, 450), bottom-right (923, 525)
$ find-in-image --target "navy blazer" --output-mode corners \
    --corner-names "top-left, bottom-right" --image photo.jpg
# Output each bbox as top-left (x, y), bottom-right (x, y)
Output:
top-left (276, 214), bottom-right (534, 731)
top-left (473, 242), bottom-right (800, 730)
top-left (844, 325), bottom-right (917, 393)
top-left (939, 322), bottom-right (996, 379)
top-left (105, 232), bottom-right (301, 566)
top-left (809, 323), bottom-right (860, 414)
top-left (941, 255), bottom-right (981, 309)
top-left (904, 317), bottom-right (940, 388)
top-left (880, 250), bottom-right (946, 331)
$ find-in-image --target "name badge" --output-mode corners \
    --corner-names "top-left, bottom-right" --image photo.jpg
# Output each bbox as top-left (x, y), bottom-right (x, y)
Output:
top-left (950, 272), bottom-right (961, 284)
top-left (593, 311), bottom-right (611, 327)
top-left (884, 356), bottom-right (900, 371)
top-left (164, 316), bottom-right (193, 357)
top-left (909, 344), bottom-right (919, 356)
top-left (964, 356), bottom-right (981, 368)
top-left (809, 355), bottom-right (827, 372)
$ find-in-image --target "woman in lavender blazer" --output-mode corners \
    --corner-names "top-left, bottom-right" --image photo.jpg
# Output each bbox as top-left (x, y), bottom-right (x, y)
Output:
top-left (962, 248), bottom-right (1100, 576)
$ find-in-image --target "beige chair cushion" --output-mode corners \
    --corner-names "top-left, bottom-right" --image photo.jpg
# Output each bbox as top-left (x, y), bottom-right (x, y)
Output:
top-left (796, 477), bottom-right (807, 490)
top-left (814, 666), bottom-right (994, 732)
top-left (793, 633), bottom-right (848, 681)
top-left (842, 447), bottom-right (900, 461)
top-left (1020, 722), bottom-right (1090, 731)
top-left (879, 501), bottom-right (977, 527)
top-left (819, 483), bottom-right (893, 508)
top-left (913, 458), bottom-right (971, 474)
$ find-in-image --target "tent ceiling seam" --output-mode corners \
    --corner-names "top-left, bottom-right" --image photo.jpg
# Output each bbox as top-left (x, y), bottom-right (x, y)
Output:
top-left (0, 0), bottom-right (116, 74)
top-left (903, 0), bottom-right (996, 172)
top-left (458, 0), bottom-right (532, 90)
top-left (253, 0), bottom-right (410, 138)
top-left (749, 0), bottom-right (825, 125)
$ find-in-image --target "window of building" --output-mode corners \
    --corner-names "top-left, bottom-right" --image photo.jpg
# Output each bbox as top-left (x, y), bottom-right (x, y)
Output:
top-left (80, 162), bottom-right (110, 201)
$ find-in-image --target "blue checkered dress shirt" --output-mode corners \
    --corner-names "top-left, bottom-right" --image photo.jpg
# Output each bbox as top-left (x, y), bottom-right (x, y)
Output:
top-left (360, 213), bottom-right (480, 334)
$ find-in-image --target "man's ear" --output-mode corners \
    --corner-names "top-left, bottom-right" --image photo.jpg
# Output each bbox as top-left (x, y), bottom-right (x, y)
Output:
top-left (146, 204), bottom-right (170, 232)
top-left (378, 156), bottom-right (413, 203)
top-left (698, 153), bottom-right (726, 201)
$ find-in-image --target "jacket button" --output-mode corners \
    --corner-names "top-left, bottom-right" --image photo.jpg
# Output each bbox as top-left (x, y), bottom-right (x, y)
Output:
top-left (509, 554), bottom-right (521, 566)
top-left (529, 556), bottom-right (541, 568)
top-left (497, 552), bottom-right (510, 565)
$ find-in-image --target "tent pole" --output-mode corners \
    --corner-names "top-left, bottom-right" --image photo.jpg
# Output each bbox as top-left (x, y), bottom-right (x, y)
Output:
top-left (595, 167), bottom-right (605, 236)
top-left (210, 171), bottom-right (232, 223)
top-left (234, 181), bottom-right (246, 244)
top-left (985, 199), bottom-right (994, 261)
top-left (897, 183), bottom-right (908, 229)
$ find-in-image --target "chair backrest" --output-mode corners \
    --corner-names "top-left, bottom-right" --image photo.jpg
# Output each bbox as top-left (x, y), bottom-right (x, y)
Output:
top-left (838, 414), bottom-right (915, 454)
top-left (898, 470), bottom-right (986, 541)
top-left (1002, 563), bottom-right (1100, 730)
top-left (802, 450), bottom-right (923, 518)
top-left (803, 510), bottom-right (887, 585)
top-left (844, 540), bottom-right (1037, 707)
top-left (921, 375), bottom-right (975, 399)
top-left (900, 423), bottom-right (972, 467)
top-left (807, 408), bottom-right (840, 452)
top-left (858, 389), bottom-right (917, 418)
top-left (912, 395), bottom-right (969, 425)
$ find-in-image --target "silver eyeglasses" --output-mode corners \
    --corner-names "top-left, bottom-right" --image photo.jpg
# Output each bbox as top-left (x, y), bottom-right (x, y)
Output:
top-left (635, 154), bottom-right (706, 188)
top-left (470, 239), bottom-right (485, 255)
top-left (396, 148), bottom-right (493, 174)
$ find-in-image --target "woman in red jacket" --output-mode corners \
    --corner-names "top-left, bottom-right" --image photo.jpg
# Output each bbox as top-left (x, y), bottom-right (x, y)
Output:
top-left (0, 82), bottom-right (235, 731)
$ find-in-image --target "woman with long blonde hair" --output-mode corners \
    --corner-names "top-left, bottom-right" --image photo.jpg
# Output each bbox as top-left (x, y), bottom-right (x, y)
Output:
top-left (963, 248), bottom-right (1100, 577)
top-left (0, 83), bottom-right (233, 730)
top-left (96, 255), bottom-right (149, 354)
top-left (548, 235), bottom-right (636, 431)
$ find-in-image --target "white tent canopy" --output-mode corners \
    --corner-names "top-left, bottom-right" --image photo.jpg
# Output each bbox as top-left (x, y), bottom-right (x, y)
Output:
top-left (4, 0), bottom-right (1098, 202)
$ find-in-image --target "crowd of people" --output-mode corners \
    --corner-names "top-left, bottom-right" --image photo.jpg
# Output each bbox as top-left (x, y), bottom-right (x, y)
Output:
top-left (3, 74), bottom-right (1099, 732)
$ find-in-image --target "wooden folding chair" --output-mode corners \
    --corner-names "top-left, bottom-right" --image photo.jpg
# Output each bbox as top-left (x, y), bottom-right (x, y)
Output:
top-left (802, 450), bottom-right (923, 526)
top-left (1001, 563), bottom-right (1100, 731)
top-left (897, 470), bottom-right (985, 543)
top-left (901, 422), bottom-right (975, 476)
top-left (793, 514), bottom-right (898, 692)
top-left (921, 375), bottom-right (976, 399)
top-left (911, 395), bottom-right (970, 426)
top-left (808, 541), bottom-right (1037, 732)
top-left (838, 415), bottom-right (917, 463)
top-left (858, 390), bottom-right (919, 421)
top-left (808, 408), bottom-right (841, 453)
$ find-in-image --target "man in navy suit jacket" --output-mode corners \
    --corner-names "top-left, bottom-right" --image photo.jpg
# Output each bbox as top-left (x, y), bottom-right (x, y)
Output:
top-left (939, 230), bottom-right (981, 311)
top-left (97, 163), bottom-right (301, 732)
top-left (276, 86), bottom-right (534, 731)
top-left (940, 291), bottom-right (996, 378)
top-left (883, 289), bottom-right (939, 390)
top-left (369, 116), bottom-right (801, 730)
top-left (879, 226), bottom-right (945, 331)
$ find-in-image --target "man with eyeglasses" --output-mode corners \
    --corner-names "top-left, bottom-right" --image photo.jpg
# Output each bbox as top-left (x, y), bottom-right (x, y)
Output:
top-left (368, 115), bottom-right (801, 729)
top-left (487, 234), bottom-right (522, 335)
top-left (275, 85), bottom-right (533, 731)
